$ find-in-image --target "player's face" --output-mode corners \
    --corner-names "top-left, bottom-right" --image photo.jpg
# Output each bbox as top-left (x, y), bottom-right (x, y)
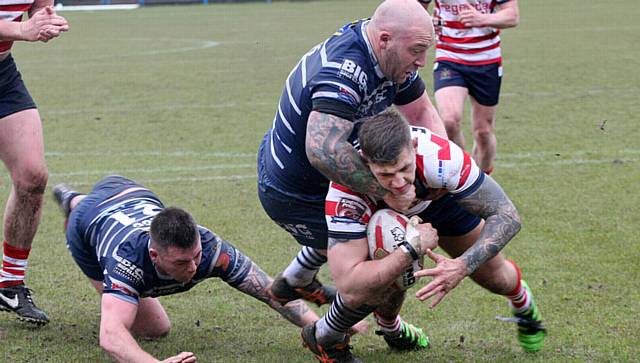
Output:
top-left (369, 145), bottom-right (417, 196)
top-left (382, 30), bottom-right (431, 83)
top-left (154, 238), bottom-right (203, 283)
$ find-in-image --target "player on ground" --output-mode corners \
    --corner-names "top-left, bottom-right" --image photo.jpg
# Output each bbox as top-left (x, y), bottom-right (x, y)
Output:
top-left (419, 0), bottom-right (520, 174)
top-left (311, 109), bottom-right (544, 361)
top-left (0, 0), bottom-right (69, 325)
top-left (52, 176), bottom-right (320, 363)
top-left (259, 0), bottom-right (446, 323)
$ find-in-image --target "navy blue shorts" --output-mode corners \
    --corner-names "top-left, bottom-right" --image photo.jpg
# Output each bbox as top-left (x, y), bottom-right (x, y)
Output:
top-left (433, 60), bottom-right (502, 106)
top-left (66, 175), bottom-right (158, 281)
top-left (0, 55), bottom-right (36, 118)
top-left (417, 194), bottom-right (481, 237)
top-left (258, 134), bottom-right (329, 249)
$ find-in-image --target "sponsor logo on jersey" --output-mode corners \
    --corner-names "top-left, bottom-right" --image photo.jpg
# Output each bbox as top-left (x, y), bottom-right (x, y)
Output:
top-left (113, 257), bottom-right (144, 285)
top-left (440, 2), bottom-right (490, 15)
top-left (390, 226), bottom-right (405, 244)
top-left (336, 198), bottom-right (366, 220)
top-left (439, 68), bottom-right (452, 80)
top-left (339, 59), bottom-right (368, 93)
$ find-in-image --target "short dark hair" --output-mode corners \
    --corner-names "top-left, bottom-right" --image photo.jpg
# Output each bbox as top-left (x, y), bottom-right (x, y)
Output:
top-left (150, 207), bottom-right (199, 250)
top-left (358, 109), bottom-right (411, 165)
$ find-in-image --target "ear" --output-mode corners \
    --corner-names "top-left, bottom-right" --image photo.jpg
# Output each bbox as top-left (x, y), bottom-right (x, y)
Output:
top-left (149, 247), bottom-right (159, 263)
top-left (379, 31), bottom-right (391, 50)
top-left (412, 137), bottom-right (418, 150)
top-left (359, 150), bottom-right (370, 165)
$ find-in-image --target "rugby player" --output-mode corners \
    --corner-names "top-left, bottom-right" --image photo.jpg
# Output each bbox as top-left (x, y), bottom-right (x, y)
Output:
top-left (310, 109), bottom-right (544, 361)
top-left (0, 0), bottom-right (69, 325)
top-left (52, 176), bottom-right (319, 363)
top-left (259, 0), bottom-right (445, 330)
top-left (420, 0), bottom-right (520, 174)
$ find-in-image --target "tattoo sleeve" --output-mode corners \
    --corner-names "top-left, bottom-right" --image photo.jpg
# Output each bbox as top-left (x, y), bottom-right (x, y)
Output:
top-left (234, 257), bottom-right (311, 328)
top-left (455, 176), bottom-right (522, 275)
top-left (306, 111), bottom-right (387, 198)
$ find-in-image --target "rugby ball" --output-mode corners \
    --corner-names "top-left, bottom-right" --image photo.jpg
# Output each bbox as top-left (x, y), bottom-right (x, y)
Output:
top-left (366, 209), bottom-right (423, 290)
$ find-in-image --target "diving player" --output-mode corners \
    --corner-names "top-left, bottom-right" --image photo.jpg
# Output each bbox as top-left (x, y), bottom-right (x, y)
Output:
top-left (53, 175), bottom-right (319, 363)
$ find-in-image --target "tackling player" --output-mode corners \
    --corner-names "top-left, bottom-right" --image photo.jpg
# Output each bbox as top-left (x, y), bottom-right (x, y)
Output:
top-left (420, 0), bottom-right (520, 174)
top-left (52, 176), bottom-right (320, 363)
top-left (259, 0), bottom-right (446, 327)
top-left (310, 109), bottom-right (545, 361)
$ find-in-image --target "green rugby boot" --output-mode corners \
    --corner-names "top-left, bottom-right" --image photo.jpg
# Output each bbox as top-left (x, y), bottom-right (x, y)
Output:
top-left (376, 320), bottom-right (429, 351)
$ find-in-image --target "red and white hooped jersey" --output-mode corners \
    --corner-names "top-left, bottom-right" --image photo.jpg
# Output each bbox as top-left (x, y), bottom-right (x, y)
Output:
top-left (325, 126), bottom-right (482, 240)
top-left (432, 0), bottom-right (511, 66)
top-left (0, 0), bottom-right (34, 52)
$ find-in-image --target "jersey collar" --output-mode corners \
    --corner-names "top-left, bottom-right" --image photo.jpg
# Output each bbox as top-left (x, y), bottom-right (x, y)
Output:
top-left (360, 20), bottom-right (385, 79)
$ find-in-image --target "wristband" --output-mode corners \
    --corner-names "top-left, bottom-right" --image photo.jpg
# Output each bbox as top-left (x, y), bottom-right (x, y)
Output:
top-left (399, 241), bottom-right (420, 261)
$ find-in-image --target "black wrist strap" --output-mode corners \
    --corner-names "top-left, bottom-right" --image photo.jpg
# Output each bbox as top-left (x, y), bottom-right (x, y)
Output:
top-left (400, 241), bottom-right (420, 261)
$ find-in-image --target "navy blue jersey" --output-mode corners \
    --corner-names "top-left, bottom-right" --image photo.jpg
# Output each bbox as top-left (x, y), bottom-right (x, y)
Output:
top-left (263, 19), bottom-right (425, 197)
top-left (73, 189), bottom-right (249, 305)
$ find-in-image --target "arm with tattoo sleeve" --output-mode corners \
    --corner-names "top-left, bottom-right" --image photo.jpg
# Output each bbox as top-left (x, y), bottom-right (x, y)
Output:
top-left (306, 111), bottom-right (387, 198)
top-left (455, 175), bottom-right (522, 274)
top-left (233, 256), bottom-right (318, 328)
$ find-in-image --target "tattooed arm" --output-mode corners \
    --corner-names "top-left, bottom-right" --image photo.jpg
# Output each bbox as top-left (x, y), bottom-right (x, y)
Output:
top-left (233, 257), bottom-right (319, 328)
top-left (305, 111), bottom-right (387, 198)
top-left (455, 175), bottom-right (521, 274)
top-left (414, 175), bottom-right (521, 308)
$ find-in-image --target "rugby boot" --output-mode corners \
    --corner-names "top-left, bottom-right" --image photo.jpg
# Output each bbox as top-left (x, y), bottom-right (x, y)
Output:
top-left (497, 280), bottom-right (546, 352)
top-left (513, 281), bottom-right (546, 352)
top-left (375, 320), bottom-right (429, 351)
top-left (0, 284), bottom-right (49, 325)
top-left (52, 183), bottom-right (81, 218)
top-left (301, 322), bottom-right (362, 363)
top-left (269, 273), bottom-right (336, 306)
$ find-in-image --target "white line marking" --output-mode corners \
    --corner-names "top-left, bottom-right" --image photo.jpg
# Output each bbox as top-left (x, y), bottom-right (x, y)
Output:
top-left (49, 164), bottom-right (254, 177)
top-left (57, 174), bottom-right (258, 187)
top-left (46, 151), bottom-right (255, 158)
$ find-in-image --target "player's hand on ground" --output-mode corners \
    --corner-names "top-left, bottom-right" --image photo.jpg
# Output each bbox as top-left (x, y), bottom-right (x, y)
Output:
top-left (20, 6), bottom-right (69, 42)
top-left (161, 352), bottom-right (196, 363)
top-left (383, 184), bottom-right (416, 213)
top-left (414, 249), bottom-right (466, 308)
top-left (348, 319), bottom-right (370, 336)
top-left (459, 2), bottom-right (487, 27)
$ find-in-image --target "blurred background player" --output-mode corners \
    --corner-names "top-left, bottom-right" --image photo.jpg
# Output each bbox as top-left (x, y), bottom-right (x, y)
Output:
top-left (258, 0), bottom-right (446, 315)
top-left (310, 109), bottom-right (545, 361)
top-left (419, 0), bottom-right (519, 174)
top-left (0, 0), bottom-right (69, 325)
top-left (53, 176), bottom-right (319, 363)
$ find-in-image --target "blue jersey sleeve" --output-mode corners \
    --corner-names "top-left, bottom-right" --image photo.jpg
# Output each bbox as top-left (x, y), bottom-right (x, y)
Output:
top-left (394, 72), bottom-right (425, 105)
top-left (102, 254), bottom-right (145, 305)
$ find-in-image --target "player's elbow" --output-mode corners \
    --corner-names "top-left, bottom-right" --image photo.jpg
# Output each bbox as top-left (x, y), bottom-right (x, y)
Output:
top-left (507, 9), bottom-right (520, 27)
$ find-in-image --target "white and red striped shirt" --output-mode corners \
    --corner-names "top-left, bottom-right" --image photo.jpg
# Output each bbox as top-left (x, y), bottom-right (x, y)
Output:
top-left (432, 0), bottom-right (510, 66)
top-left (325, 126), bottom-right (482, 239)
top-left (0, 0), bottom-right (34, 52)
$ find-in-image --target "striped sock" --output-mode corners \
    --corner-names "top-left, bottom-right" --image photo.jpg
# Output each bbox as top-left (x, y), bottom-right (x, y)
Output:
top-left (282, 246), bottom-right (327, 286)
top-left (374, 313), bottom-right (402, 336)
top-left (505, 260), bottom-right (531, 314)
top-left (0, 241), bottom-right (30, 288)
top-left (316, 293), bottom-right (375, 345)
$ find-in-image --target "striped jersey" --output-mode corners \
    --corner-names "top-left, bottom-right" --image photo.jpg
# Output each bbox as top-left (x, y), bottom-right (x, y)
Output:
top-left (81, 190), bottom-right (249, 305)
top-left (325, 126), bottom-right (483, 240)
top-left (263, 19), bottom-right (425, 197)
top-left (430, 0), bottom-right (511, 65)
top-left (0, 0), bottom-right (34, 52)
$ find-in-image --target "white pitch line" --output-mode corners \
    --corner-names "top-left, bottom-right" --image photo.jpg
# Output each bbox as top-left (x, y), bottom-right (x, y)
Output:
top-left (49, 164), bottom-right (254, 177)
top-left (55, 174), bottom-right (258, 187)
top-left (46, 151), bottom-right (256, 158)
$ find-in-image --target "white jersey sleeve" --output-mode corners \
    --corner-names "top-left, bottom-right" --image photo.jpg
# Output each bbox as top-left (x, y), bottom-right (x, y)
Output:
top-left (325, 182), bottom-right (378, 240)
top-left (412, 126), bottom-right (483, 197)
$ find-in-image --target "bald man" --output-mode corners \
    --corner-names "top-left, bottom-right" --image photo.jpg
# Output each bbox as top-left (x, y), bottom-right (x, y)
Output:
top-left (260, 3), bottom-right (444, 351)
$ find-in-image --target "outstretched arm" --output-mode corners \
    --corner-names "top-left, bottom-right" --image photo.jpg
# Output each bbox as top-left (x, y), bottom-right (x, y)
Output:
top-left (305, 111), bottom-right (388, 198)
top-left (99, 295), bottom-right (195, 363)
top-left (233, 257), bottom-right (319, 328)
top-left (414, 175), bottom-right (521, 307)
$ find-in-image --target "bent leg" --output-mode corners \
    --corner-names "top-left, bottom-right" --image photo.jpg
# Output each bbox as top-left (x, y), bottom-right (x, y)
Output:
top-left (90, 279), bottom-right (171, 338)
top-left (0, 109), bottom-right (48, 251)
top-left (435, 86), bottom-right (468, 149)
top-left (469, 98), bottom-right (498, 174)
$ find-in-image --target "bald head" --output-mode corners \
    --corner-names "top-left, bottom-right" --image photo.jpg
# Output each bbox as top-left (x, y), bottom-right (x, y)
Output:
top-left (366, 0), bottom-right (436, 83)
top-left (370, 0), bottom-right (434, 40)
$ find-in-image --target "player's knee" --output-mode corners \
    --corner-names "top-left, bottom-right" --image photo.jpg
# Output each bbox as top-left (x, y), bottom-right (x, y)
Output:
top-left (12, 165), bottom-right (48, 195)
top-left (472, 127), bottom-right (494, 144)
top-left (134, 320), bottom-right (171, 339)
top-left (441, 110), bottom-right (463, 128)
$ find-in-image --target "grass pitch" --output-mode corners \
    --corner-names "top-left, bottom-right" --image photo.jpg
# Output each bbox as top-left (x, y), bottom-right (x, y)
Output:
top-left (1, 0), bottom-right (638, 361)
